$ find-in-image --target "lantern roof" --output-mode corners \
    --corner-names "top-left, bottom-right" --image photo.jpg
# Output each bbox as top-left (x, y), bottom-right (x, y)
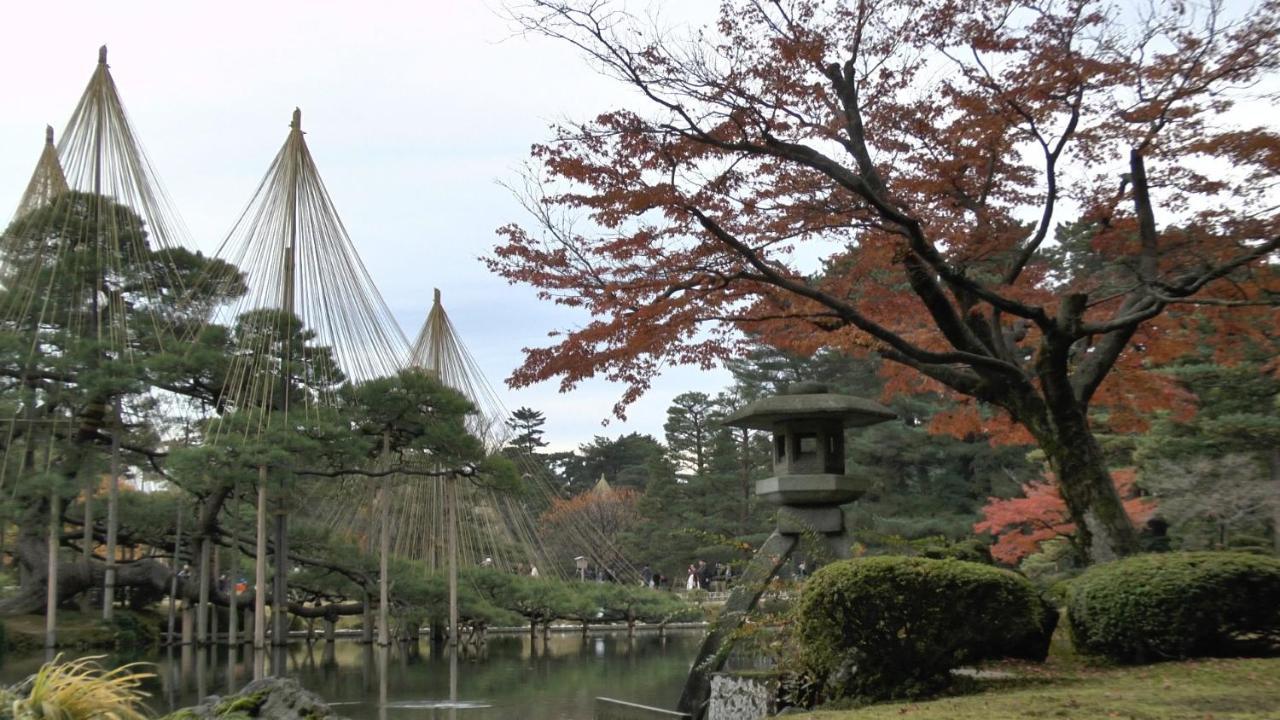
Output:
top-left (722, 382), bottom-right (896, 431)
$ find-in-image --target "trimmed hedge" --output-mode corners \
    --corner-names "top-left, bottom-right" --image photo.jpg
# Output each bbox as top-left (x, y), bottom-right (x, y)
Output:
top-left (1068, 551), bottom-right (1280, 662)
top-left (793, 556), bottom-right (1054, 701)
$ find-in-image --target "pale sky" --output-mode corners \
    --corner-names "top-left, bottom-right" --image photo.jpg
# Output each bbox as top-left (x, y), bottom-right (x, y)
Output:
top-left (0, 1), bottom-right (731, 452)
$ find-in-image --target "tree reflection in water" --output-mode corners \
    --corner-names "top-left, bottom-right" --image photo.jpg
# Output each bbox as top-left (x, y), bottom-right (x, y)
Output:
top-left (0, 631), bottom-right (702, 720)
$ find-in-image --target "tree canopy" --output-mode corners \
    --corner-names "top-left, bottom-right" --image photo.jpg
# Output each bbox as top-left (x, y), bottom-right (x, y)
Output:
top-left (490, 0), bottom-right (1280, 560)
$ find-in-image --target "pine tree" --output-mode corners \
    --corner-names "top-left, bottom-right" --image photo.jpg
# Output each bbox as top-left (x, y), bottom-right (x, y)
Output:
top-left (506, 406), bottom-right (549, 456)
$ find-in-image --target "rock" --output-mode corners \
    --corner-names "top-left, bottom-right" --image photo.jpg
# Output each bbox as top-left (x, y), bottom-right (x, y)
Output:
top-left (164, 677), bottom-right (349, 720)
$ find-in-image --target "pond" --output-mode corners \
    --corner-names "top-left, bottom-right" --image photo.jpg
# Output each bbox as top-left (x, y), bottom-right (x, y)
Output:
top-left (0, 631), bottom-right (702, 719)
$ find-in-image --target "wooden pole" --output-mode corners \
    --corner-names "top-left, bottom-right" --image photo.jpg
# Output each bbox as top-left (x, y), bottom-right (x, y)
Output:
top-left (211, 545), bottom-right (221, 641)
top-left (197, 532), bottom-right (210, 644)
top-left (253, 468), bottom-right (268, 656)
top-left (228, 498), bottom-right (239, 647)
top-left (270, 109), bottom-right (301, 651)
top-left (103, 410), bottom-right (121, 619)
top-left (167, 505), bottom-right (183, 644)
top-left (378, 431), bottom-right (391, 646)
top-left (361, 589), bottom-right (374, 644)
top-left (447, 474), bottom-right (458, 645)
top-left (45, 489), bottom-right (60, 649)
top-left (81, 472), bottom-right (92, 613)
top-left (272, 498), bottom-right (288, 645)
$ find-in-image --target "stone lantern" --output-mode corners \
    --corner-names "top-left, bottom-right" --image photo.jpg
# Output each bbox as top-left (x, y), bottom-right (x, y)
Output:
top-left (677, 381), bottom-right (896, 718)
top-left (723, 381), bottom-right (895, 535)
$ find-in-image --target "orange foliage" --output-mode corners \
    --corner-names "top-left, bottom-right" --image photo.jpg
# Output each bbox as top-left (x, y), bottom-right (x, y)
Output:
top-left (493, 0), bottom-right (1280, 552)
top-left (492, 0), bottom-right (1280, 426)
top-left (974, 469), bottom-right (1156, 564)
top-left (540, 486), bottom-right (640, 539)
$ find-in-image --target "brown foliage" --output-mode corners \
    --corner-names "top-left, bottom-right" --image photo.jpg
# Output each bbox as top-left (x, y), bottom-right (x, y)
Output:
top-left (540, 486), bottom-right (641, 543)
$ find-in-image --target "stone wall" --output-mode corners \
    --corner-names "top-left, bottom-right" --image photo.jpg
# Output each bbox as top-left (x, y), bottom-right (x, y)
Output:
top-left (708, 672), bottom-right (776, 720)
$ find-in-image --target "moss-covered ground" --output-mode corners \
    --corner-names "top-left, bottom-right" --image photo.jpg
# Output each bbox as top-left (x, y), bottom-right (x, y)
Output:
top-left (3, 609), bottom-right (161, 652)
top-left (792, 655), bottom-right (1280, 719)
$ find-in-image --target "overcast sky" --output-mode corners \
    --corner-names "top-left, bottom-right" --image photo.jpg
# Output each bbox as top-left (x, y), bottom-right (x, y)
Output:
top-left (0, 1), bottom-right (731, 452)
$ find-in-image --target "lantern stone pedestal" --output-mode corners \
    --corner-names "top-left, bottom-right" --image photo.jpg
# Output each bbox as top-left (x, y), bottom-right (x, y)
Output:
top-left (676, 383), bottom-right (895, 719)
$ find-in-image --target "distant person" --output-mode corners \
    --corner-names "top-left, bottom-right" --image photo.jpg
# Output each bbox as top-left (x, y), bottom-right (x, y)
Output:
top-left (697, 560), bottom-right (711, 590)
top-left (796, 560), bottom-right (807, 580)
top-left (641, 564), bottom-right (653, 588)
top-left (686, 564), bottom-right (697, 591)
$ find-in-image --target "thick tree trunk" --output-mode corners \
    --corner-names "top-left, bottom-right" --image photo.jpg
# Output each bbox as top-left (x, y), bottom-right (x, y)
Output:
top-left (1, 524), bottom-right (174, 616)
top-left (1027, 399), bottom-right (1140, 563)
top-left (1017, 322), bottom-right (1142, 564)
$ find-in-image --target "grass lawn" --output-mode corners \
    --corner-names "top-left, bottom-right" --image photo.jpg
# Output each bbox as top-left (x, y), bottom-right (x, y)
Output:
top-left (791, 656), bottom-right (1280, 720)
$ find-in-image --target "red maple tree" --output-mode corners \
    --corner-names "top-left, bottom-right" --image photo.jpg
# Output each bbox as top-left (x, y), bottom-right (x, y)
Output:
top-left (490, 0), bottom-right (1280, 561)
top-left (975, 468), bottom-right (1156, 564)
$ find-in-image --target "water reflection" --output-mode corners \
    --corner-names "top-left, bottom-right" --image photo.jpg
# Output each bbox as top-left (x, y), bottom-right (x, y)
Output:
top-left (0, 632), bottom-right (700, 720)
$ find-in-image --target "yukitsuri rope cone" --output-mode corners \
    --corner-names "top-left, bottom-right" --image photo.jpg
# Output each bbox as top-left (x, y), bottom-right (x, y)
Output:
top-left (190, 107), bottom-right (412, 666)
top-left (0, 47), bottom-right (210, 646)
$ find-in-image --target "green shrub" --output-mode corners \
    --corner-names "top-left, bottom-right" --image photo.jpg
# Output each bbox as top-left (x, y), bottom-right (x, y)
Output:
top-left (104, 611), bottom-right (161, 649)
top-left (1226, 534), bottom-right (1272, 553)
top-left (1067, 551), bottom-right (1280, 662)
top-left (793, 556), bottom-right (1053, 702)
top-left (918, 538), bottom-right (994, 565)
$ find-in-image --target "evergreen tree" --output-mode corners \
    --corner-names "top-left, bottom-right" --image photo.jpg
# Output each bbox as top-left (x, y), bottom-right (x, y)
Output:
top-left (663, 392), bottom-right (720, 478)
top-left (555, 433), bottom-right (665, 493)
top-left (506, 406), bottom-right (549, 456)
top-left (1136, 362), bottom-right (1280, 551)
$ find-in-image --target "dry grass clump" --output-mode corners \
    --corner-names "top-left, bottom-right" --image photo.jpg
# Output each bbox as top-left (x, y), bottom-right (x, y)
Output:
top-left (6, 654), bottom-right (153, 720)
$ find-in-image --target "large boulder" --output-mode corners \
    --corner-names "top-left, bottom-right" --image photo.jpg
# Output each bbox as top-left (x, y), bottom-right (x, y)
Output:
top-left (164, 677), bottom-right (349, 720)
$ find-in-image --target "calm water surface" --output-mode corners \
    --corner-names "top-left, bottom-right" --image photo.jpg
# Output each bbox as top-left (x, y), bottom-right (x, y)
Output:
top-left (0, 632), bottom-right (701, 719)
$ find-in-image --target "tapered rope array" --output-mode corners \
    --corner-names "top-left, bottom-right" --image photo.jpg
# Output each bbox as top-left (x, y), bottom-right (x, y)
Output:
top-left (186, 108), bottom-right (414, 662)
top-left (315, 291), bottom-right (643, 585)
top-left (13, 127), bottom-right (69, 220)
top-left (199, 108), bottom-right (409, 415)
top-left (0, 47), bottom-right (205, 642)
top-left (1, 50), bottom-right (645, 655)
top-left (411, 292), bottom-right (642, 584)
